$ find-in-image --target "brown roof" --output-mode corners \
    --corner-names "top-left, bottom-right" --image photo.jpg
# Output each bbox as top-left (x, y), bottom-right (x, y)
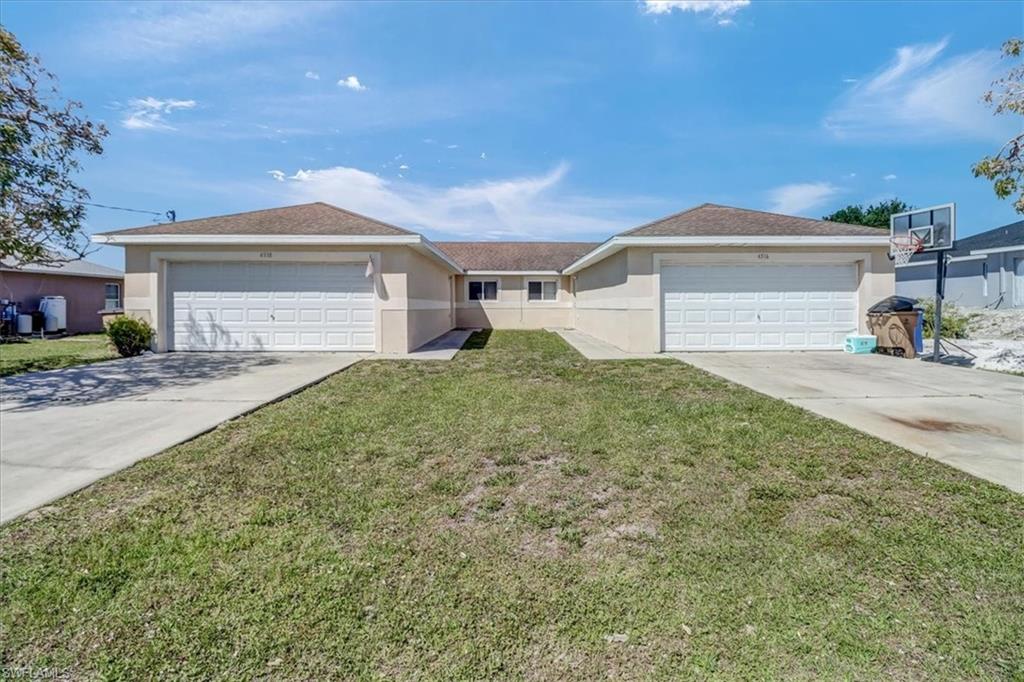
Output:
top-left (434, 241), bottom-right (600, 271)
top-left (100, 202), bottom-right (414, 237)
top-left (619, 203), bottom-right (886, 238)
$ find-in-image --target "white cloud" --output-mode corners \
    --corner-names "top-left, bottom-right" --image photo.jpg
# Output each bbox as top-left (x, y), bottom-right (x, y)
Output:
top-left (447, 144), bottom-right (459, 149)
top-left (268, 170), bottom-right (286, 182)
top-left (824, 38), bottom-right (1009, 141)
top-left (642, 1), bottom-right (750, 16)
top-left (883, 174), bottom-right (897, 181)
top-left (841, 78), bottom-right (858, 84)
top-left (305, 71), bottom-right (320, 80)
top-left (398, 164), bottom-right (410, 170)
top-left (82, 2), bottom-right (334, 61)
top-left (766, 182), bottom-right (839, 215)
top-left (120, 97), bottom-right (197, 131)
top-left (272, 163), bottom-right (654, 239)
top-left (338, 75), bottom-right (367, 91)
top-left (717, 18), bottom-right (735, 26)
top-left (480, 152), bottom-right (487, 160)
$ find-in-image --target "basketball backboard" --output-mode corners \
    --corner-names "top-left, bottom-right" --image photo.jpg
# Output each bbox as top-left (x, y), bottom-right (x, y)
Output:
top-left (889, 203), bottom-right (956, 257)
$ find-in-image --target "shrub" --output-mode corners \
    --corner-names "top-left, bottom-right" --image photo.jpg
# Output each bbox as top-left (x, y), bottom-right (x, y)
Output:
top-left (917, 298), bottom-right (971, 339)
top-left (105, 316), bottom-right (155, 356)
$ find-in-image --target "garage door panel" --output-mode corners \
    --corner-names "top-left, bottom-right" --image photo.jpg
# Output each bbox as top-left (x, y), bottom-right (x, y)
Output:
top-left (709, 310), bottom-right (731, 324)
top-left (169, 262), bottom-right (376, 351)
top-left (784, 310), bottom-right (806, 323)
top-left (834, 309), bottom-right (855, 324)
top-left (352, 309), bottom-right (375, 324)
top-left (221, 308), bottom-right (244, 323)
top-left (272, 308), bottom-right (297, 323)
top-left (324, 308), bottom-right (350, 323)
top-left (662, 263), bottom-right (857, 351)
top-left (352, 332), bottom-right (375, 347)
top-left (298, 308), bottom-right (323, 323)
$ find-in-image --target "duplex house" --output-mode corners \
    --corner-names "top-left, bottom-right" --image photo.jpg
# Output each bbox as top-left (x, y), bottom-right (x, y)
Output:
top-left (896, 219), bottom-right (1024, 309)
top-left (93, 202), bottom-right (893, 354)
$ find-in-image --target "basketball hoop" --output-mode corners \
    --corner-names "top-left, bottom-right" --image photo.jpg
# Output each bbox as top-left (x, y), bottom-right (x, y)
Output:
top-left (890, 234), bottom-right (924, 266)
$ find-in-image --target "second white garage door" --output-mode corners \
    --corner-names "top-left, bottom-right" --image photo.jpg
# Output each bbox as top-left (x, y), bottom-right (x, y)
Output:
top-left (169, 261), bottom-right (375, 351)
top-left (662, 263), bottom-right (858, 351)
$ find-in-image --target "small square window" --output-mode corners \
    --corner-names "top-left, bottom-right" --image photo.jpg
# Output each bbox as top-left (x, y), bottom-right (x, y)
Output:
top-left (104, 283), bottom-right (121, 311)
top-left (528, 280), bottom-right (557, 301)
top-left (469, 280), bottom-right (498, 301)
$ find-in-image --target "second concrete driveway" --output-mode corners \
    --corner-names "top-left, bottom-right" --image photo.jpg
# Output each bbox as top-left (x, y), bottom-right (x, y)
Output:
top-left (1, 352), bottom-right (364, 522)
top-left (672, 352), bottom-right (1024, 492)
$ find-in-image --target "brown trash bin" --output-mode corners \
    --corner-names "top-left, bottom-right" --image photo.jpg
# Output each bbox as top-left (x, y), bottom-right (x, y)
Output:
top-left (867, 313), bottom-right (919, 358)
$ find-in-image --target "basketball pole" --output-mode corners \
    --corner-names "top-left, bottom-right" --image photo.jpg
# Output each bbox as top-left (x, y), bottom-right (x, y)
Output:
top-left (932, 249), bottom-right (946, 362)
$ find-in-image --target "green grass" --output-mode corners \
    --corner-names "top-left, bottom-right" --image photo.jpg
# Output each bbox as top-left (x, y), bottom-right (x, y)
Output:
top-left (2, 331), bottom-right (1021, 679)
top-left (0, 334), bottom-right (118, 377)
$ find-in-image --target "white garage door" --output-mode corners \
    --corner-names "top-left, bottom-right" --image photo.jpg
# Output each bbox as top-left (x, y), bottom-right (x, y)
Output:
top-left (169, 261), bottom-right (375, 351)
top-left (662, 263), bottom-right (858, 351)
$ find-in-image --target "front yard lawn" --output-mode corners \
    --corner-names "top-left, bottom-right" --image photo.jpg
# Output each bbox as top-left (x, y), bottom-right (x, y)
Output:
top-left (0, 334), bottom-right (117, 377)
top-left (1, 331), bottom-right (1021, 678)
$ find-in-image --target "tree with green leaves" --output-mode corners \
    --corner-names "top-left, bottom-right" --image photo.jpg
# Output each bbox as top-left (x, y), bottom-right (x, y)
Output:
top-left (973, 38), bottom-right (1023, 214)
top-left (0, 27), bottom-right (107, 265)
top-left (822, 199), bottom-right (913, 228)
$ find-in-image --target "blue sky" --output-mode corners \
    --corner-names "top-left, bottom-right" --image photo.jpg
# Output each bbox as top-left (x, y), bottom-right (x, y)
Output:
top-left (5, 0), bottom-right (1021, 269)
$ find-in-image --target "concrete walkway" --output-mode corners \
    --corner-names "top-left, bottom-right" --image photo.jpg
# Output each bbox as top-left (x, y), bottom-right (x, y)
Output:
top-left (373, 328), bottom-right (477, 361)
top-left (673, 351), bottom-right (1024, 492)
top-left (550, 329), bottom-right (662, 360)
top-left (1, 352), bottom-right (364, 522)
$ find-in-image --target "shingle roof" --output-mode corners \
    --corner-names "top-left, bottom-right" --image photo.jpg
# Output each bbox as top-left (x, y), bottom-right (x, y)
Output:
top-left (619, 203), bottom-right (886, 238)
top-left (99, 202), bottom-right (414, 237)
top-left (906, 219), bottom-right (1024, 264)
top-left (434, 241), bottom-right (600, 272)
top-left (1, 255), bottom-right (123, 279)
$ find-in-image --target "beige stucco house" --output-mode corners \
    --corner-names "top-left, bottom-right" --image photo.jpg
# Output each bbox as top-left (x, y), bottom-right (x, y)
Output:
top-left (93, 202), bottom-right (893, 354)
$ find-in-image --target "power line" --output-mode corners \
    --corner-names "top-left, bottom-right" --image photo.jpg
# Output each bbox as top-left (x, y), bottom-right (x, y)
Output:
top-left (79, 201), bottom-right (163, 217)
top-left (60, 198), bottom-right (176, 222)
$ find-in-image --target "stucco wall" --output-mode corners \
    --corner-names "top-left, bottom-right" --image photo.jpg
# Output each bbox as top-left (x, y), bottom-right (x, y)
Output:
top-left (453, 275), bottom-right (572, 329)
top-left (0, 271), bottom-right (121, 333)
top-left (403, 247), bottom-right (455, 350)
top-left (896, 249), bottom-right (1024, 308)
top-left (122, 244), bottom-right (452, 353)
top-left (573, 249), bottom-right (633, 351)
top-left (572, 245), bottom-right (894, 353)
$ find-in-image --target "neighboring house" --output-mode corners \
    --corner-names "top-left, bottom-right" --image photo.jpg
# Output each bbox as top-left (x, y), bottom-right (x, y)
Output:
top-left (92, 202), bottom-right (893, 353)
top-left (0, 256), bottom-right (124, 333)
top-left (896, 220), bottom-right (1024, 309)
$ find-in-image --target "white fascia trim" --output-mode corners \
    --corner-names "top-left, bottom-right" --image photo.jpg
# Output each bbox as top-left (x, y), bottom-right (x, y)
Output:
top-left (896, 254), bottom-right (987, 268)
top-left (464, 270), bottom-right (561, 276)
top-left (91, 233), bottom-right (421, 246)
top-left (969, 245), bottom-right (1024, 256)
top-left (563, 235), bottom-right (890, 274)
top-left (91, 233), bottom-right (465, 273)
top-left (0, 267), bottom-right (124, 279)
top-left (415, 238), bottom-right (465, 273)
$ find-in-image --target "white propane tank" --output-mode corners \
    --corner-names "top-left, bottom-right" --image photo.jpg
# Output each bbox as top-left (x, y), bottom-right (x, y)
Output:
top-left (17, 314), bottom-right (33, 335)
top-left (39, 295), bottom-right (67, 331)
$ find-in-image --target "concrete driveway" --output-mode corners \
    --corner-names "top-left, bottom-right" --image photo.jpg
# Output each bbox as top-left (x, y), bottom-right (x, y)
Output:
top-left (672, 352), bottom-right (1024, 492)
top-left (1, 353), bottom-right (364, 522)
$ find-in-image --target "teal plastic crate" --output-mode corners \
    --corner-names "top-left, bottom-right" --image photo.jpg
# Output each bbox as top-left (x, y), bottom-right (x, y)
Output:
top-left (844, 334), bottom-right (877, 354)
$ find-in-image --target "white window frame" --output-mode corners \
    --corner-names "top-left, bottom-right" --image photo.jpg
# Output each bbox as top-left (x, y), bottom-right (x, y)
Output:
top-left (467, 278), bottom-right (500, 302)
top-left (526, 279), bottom-right (558, 303)
top-left (104, 282), bottom-right (121, 310)
top-left (982, 261), bottom-right (989, 298)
